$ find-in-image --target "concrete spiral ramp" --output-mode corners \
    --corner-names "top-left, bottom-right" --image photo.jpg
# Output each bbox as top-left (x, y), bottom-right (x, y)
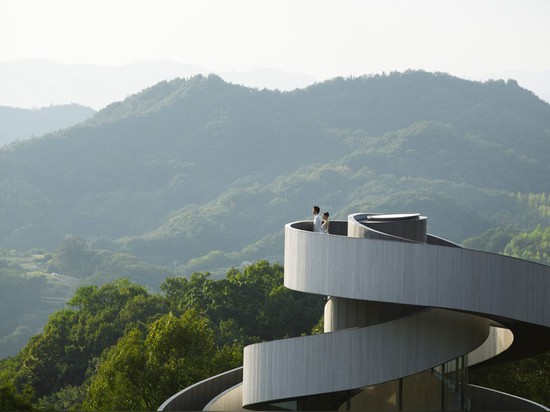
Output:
top-left (160, 212), bottom-right (550, 411)
top-left (242, 213), bottom-right (550, 410)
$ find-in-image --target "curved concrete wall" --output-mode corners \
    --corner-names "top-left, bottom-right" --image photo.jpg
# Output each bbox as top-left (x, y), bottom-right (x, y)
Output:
top-left (284, 220), bottom-right (550, 328)
top-left (243, 309), bottom-right (489, 404)
top-left (204, 384), bottom-right (244, 411)
top-left (356, 212), bottom-right (428, 242)
top-left (162, 212), bottom-right (550, 411)
top-left (243, 214), bottom-right (550, 409)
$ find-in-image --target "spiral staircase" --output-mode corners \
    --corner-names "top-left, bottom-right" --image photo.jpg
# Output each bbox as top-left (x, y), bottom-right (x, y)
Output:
top-left (159, 213), bottom-right (550, 411)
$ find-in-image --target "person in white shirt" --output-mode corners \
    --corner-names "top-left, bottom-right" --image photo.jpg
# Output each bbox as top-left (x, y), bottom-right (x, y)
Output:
top-left (312, 206), bottom-right (323, 232)
top-left (322, 212), bottom-right (330, 234)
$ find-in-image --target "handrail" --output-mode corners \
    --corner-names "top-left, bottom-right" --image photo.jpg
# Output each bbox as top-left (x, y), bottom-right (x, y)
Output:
top-left (157, 367), bottom-right (243, 411)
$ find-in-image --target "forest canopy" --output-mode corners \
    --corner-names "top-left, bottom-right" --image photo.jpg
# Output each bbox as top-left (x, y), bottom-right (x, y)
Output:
top-left (0, 261), bottom-right (323, 411)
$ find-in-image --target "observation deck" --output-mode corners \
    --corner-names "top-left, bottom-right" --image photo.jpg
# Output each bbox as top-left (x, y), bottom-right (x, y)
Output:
top-left (160, 213), bottom-right (550, 411)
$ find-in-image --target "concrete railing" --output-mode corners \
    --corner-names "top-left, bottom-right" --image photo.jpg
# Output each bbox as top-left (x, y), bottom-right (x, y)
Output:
top-left (157, 367), bottom-right (242, 411)
top-left (469, 385), bottom-right (550, 411)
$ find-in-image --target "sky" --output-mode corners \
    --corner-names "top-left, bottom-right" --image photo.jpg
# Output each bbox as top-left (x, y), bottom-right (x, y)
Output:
top-left (1, 0), bottom-right (550, 107)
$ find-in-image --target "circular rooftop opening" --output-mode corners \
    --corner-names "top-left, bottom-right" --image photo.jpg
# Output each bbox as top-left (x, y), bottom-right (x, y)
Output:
top-left (367, 213), bottom-right (420, 221)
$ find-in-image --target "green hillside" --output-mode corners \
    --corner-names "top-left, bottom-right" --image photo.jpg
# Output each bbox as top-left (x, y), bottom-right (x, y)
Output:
top-left (1, 71), bottom-right (550, 409)
top-left (0, 71), bottom-right (549, 272)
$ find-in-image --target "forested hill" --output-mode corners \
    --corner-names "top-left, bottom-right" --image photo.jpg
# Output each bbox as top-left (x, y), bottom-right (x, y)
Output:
top-left (0, 71), bottom-right (549, 271)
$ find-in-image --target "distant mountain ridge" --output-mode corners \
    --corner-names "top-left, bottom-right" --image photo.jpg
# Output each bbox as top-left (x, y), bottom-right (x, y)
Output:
top-left (0, 71), bottom-right (549, 272)
top-left (0, 104), bottom-right (95, 147)
top-left (2, 60), bottom-right (549, 111)
top-left (0, 59), bottom-right (317, 110)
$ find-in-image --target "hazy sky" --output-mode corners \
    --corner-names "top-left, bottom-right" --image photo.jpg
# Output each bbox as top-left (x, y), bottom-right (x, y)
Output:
top-left (2, 0), bottom-right (549, 79)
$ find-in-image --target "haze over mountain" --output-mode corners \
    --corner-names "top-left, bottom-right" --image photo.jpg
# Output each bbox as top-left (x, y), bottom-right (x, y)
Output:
top-left (0, 104), bottom-right (96, 147)
top-left (1, 59), bottom-right (549, 111)
top-left (1, 70), bottom-right (549, 276)
top-left (0, 60), bottom-right (317, 110)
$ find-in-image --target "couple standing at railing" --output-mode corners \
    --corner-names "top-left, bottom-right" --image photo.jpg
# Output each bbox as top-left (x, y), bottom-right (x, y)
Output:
top-left (312, 205), bottom-right (330, 234)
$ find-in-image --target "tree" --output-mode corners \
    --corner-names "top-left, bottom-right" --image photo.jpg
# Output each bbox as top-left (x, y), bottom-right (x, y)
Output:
top-left (2, 261), bottom-right (322, 409)
top-left (82, 327), bottom-right (149, 411)
top-left (0, 382), bottom-right (33, 411)
top-left (503, 225), bottom-right (550, 264)
top-left (83, 310), bottom-right (237, 411)
top-left (11, 279), bottom-right (157, 402)
top-left (48, 236), bottom-right (99, 278)
top-left (161, 261), bottom-right (324, 346)
top-left (16, 309), bottom-right (78, 398)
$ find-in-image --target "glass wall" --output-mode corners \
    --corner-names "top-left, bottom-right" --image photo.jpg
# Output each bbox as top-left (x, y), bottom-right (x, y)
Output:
top-left (261, 356), bottom-right (469, 411)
